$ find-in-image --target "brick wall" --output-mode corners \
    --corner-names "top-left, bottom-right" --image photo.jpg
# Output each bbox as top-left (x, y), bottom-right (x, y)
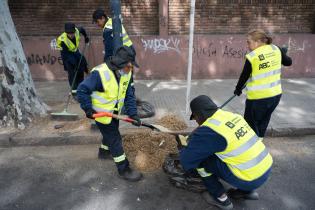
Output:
top-left (8, 0), bottom-right (159, 37)
top-left (168, 0), bottom-right (315, 34)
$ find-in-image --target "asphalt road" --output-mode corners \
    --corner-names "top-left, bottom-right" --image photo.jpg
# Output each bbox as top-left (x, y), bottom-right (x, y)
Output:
top-left (1, 136), bottom-right (315, 210)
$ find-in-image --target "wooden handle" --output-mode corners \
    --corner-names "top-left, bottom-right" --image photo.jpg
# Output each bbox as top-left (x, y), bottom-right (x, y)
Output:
top-left (92, 112), bottom-right (136, 123)
top-left (92, 112), bottom-right (113, 118)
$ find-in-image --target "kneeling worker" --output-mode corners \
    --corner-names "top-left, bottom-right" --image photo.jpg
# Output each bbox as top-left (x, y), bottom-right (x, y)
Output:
top-left (77, 46), bottom-right (142, 182)
top-left (180, 95), bottom-right (273, 209)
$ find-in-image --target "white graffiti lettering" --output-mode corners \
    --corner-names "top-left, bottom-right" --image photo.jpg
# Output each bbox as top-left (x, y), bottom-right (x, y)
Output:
top-left (288, 37), bottom-right (306, 53)
top-left (141, 37), bottom-right (180, 54)
top-left (50, 38), bottom-right (59, 51)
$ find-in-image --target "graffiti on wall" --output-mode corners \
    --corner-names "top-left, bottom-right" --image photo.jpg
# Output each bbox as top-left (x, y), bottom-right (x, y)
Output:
top-left (50, 38), bottom-right (59, 51)
top-left (141, 37), bottom-right (181, 54)
top-left (288, 37), bottom-right (306, 53)
top-left (222, 45), bottom-right (248, 59)
top-left (193, 42), bottom-right (247, 59)
top-left (27, 54), bottom-right (62, 66)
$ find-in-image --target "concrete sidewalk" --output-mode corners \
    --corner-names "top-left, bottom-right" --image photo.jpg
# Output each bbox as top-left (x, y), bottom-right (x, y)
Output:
top-left (1, 78), bottom-right (315, 146)
top-left (37, 78), bottom-right (315, 133)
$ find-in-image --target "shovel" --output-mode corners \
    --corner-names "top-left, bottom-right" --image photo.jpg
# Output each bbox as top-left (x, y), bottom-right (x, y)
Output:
top-left (92, 112), bottom-right (175, 134)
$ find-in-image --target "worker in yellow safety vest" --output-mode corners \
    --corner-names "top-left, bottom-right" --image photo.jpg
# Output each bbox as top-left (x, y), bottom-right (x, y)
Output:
top-left (77, 46), bottom-right (142, 182)
top-left (234, 29), bottom-right (292, 137)
top-left (92, 9), bottom-right (135, 62)
top-left (180, 95), bottom-right (273, 209)
top-left (56, 23), bottom-right (90, 95)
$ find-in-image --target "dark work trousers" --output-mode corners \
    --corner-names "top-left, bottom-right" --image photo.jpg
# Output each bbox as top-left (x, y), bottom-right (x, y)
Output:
top-left (95, 119), bottom-right (129, 173)
top-left (244, 94), bottom-right (281, 137)
top-left (200, 155), bottom-right (271, 198)
top-left (67, 68), bottom-right (84, 91)
top-left (62, 51), bottom-right (88, 90)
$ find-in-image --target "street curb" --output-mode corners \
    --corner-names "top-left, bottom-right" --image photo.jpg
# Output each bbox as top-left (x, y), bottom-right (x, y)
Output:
top-left (0, 126), bottom-right (314, 147)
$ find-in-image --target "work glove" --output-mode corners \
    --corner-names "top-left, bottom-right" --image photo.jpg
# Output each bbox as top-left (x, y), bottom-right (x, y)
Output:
top-left (130, 115), bottom-right (141, 127)
top-left (234, 89), bottom-right (242, 96)
top-left (85, 37), bottom-right (90, 44)
top-left (85, 109), bottom-right (96, 119)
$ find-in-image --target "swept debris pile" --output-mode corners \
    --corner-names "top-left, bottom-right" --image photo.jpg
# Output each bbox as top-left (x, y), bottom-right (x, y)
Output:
top-left (123, 114), bottom-right (187, 172)
top-left (156, 115), bottom-right (188, 131)
top-left (123, 130), bottom-right (178, 172)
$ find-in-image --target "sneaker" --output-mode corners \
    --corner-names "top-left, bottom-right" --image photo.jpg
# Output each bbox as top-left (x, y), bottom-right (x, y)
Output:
top-left (227, 189), bottom-right (259, 200)
top-left (119, 167), bottom-right (143, 182)
top-left (98, 148), bottom-right (111, 160)
top-left (202, 192), bottom-right (233, 210)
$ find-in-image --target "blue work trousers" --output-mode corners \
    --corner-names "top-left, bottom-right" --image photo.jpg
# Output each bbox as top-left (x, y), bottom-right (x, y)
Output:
top-left (200, 155), bottom-right (271, 198)
top-left (96, 119), bottom-right (129, 173)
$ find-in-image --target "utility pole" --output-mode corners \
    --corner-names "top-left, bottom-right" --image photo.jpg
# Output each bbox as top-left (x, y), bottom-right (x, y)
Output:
top-left (110, 0), bottom-right (123, 53)
top-left (185, 0), bottom-right (196, 114)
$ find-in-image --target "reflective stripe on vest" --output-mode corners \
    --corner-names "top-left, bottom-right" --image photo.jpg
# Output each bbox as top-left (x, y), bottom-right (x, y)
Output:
top-left (245, 44), bottom-right (282, 100)
top-left (56, 28), bottom-right (80, 52)
top-left (104, 18), bottom-right (133, 47)
top-left (91, 63), bottom-right (131, 125)
top-left (202, 109), bottom-right (273, 181)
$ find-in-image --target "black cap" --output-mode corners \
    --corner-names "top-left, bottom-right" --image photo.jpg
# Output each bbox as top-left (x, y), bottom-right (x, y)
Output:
top-left (190, 95), bottom-right (218, 120)
top-left (108, 46), bottom-right (139, 70)
top-left (65, 22), bottom-right (75, 33)
top-left (92, 9), bottom-right (107, 23)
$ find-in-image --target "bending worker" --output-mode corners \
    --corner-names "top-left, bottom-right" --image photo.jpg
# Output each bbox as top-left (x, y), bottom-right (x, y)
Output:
top-left (180, 95), bottom-right (273, 210)
top-left (234, 29), bottom-right (292, 137)
top-left (77, 46), bottom-right (142, 182)
top-left (56, 23), bottom-right (89, 95)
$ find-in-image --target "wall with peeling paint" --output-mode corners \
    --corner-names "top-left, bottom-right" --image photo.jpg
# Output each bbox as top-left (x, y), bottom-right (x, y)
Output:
top-left (22, 34), bottom-right (315, 81)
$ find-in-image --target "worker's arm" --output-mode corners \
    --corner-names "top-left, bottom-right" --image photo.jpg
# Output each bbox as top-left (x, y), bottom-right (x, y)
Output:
top-left (279, 46), bottom-right (292, 66)
top-left (179, 126), bottom-right (227, 172)
top-left (234, 59), bottom-right (252, 96)
top-left (103, 28), bottom-right (114, 62)
top-left (77, 71), bottom-right (103, 112)
top-left (78, 27), bottom-right (89, 44)
top-left (123, 80), bottom-right (138, 117)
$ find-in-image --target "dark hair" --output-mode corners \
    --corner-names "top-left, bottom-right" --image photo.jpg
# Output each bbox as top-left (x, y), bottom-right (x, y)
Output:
top-left (248, 29), bottom-right (272, 44)
top-left (92, 9), bottom-right (108, 23)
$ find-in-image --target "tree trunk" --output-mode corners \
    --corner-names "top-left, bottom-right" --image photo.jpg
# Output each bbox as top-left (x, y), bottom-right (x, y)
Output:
top-left (0, 0), bottom-right (47, 129)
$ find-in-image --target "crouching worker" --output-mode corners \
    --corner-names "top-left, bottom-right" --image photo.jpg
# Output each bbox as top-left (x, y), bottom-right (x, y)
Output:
top-left (77, 46), bottom-right (142, 182)
top-left (180, 95), bottom-right (273, 209)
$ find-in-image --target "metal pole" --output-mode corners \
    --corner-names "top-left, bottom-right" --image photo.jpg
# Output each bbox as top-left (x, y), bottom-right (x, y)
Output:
top-left (110, 0), bottom-right (123, 53)
top-left (185, 0), bottom-right (196, 114)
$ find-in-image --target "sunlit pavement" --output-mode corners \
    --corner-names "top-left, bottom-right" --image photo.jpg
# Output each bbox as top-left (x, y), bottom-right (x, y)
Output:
top-left (36, 78), bottom-right (315, 135)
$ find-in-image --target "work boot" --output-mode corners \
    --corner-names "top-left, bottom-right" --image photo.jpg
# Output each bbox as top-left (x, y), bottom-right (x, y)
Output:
top-left (119, 167), bottom-right (143, 182)
top-left (227, 189), bottom-right (259, 200)
top-left (98, 148), bottom-right (111, 160)
top-left (202, 192), bottom-right (233, 210)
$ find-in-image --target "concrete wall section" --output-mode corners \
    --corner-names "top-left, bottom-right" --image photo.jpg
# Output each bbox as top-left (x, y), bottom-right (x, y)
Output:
top-left (22, 34), bottom-right (315, 81)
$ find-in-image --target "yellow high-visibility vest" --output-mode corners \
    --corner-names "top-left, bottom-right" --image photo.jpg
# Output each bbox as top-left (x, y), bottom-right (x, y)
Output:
top-left (56, 28), bottom-right (80, 52)
top-left (246, 44), bottom-right (282, 100)
top-left (91, 63), bottom-right (132, 124)
top-left (104, 18), bottom-right (133, 47)
top-left (202, 109), bottom-right (273, 181)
